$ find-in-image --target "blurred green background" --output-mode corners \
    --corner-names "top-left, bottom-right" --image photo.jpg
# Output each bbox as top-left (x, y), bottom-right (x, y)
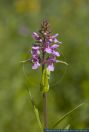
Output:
top-left (0, 0), bottom-right (89, 131)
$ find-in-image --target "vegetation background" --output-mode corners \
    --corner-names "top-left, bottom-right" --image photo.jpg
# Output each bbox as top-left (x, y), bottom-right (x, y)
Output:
top-left (0, 0), bottom-right (89, 131)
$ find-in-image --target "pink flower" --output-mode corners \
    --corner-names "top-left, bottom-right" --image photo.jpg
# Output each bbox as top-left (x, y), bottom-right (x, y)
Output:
top-left (47, 63), bottom-right (54, 71)
top-left (49, 34), bottom-right (62, 44)
top-left (30, 20), bottom-right (62, 71)
top-left (45, 44), bottom-right (60, 57)
top-left (45, 47), bottom-right (52, 54)
top-left (32, 62), bottom-right (40, 69)
top-left (46, 56), bottom-right (56, 71)
top-left (32, 32), bottom-right (42, 42)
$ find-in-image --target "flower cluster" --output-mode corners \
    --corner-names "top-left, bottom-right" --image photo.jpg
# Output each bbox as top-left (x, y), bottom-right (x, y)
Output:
top-left (31, 20), bottom-right (62, 71)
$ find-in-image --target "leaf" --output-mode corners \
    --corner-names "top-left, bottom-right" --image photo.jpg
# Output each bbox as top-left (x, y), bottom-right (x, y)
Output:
top-left (33, 105), bottom-right (43, 132)
top-left (57, 60), bottom-right (68, 66)
top-left (22, 63), bottom-right (43, 132)
top-left (64, 124), bottom-right (70, 129)
top-left (40, 68), bottom-right (50, 93)
top-left (20, 59), bottom-right (31, 63)
top-left (28, 91), bottom-right (43, 132)
top-left (52, 103), bottom-right (84, 128)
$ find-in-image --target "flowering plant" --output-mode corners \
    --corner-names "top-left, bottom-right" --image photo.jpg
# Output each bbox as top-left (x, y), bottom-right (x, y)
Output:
top-left (21, 20), bottom-right (83, 132)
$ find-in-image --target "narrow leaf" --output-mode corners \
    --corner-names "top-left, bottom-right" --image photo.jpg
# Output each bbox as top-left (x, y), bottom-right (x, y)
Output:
top-left (52, 103), bottom-right (84, 128)
top-left (65, 124), bottom-right (70, 129)
top-left (28, 91), bottom-right (43, 132)
top-left (33, 105), bottom-right (43, 132)
top-left (57, 60), bottom-right (68, 66)
top-left (22, 64), bottom-right (43, 132)
top-left (20, 59), bottom-right (31, 63)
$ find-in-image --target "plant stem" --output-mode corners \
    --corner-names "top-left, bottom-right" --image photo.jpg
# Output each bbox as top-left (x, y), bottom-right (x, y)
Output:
top-left (42, 51), bottom-right (48, 129)
top-left (43, 92), bottom-right (48, 128)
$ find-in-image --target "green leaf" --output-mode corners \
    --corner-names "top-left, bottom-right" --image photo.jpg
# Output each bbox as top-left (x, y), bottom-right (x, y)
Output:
top-left (57, 60), bottom-right (68, 66)
top-left (20, 59), bottom-right (31, 63)
top-left (64, 124), bottom-right (70, 129)
top-left (22, 64), bottom-right (43, 132)
top-left (40, 68), bottom-right (50, 93)
top-left (52, 103), bottom-right (84, 128)
top-left (33, 105), bottom-right (43, 132)
top-left (28, 91), bottom-right (43, 132)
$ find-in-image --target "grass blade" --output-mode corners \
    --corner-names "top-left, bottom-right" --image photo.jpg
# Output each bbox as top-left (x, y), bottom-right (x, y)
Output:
top-left (33, 105), bottom-right (43, 132)
top-left (28, 91), bottom-right (43, 132)
top-left (52, 103), bottom-right (84, 128)
top-left (22, 63), bottom-right (43, 132)
top-left (65, 124), bottom-right (70, 129)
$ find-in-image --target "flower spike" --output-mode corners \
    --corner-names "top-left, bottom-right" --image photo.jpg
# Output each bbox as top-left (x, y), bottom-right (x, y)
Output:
top-left (30, 20), bottom-right (62, 71)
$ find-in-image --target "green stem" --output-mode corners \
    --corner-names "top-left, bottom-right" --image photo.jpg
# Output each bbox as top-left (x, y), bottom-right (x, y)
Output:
top-left (43, 92), bottom-right (48, 129)
top-left (42, 52), bottom-right (48, 129)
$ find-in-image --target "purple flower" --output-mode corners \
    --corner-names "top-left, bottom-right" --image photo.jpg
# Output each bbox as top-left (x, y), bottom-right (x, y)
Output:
top-left (45, 44), bottom-right (60, 57)
top-left (31, 46), bottom-right (40, 55)
top-left (30, 20), bottom-right (62, 71)
top-left (32, 46), bottom-right (40, 50)
top-left (45, 47), bottom-right (52, 54)
top-left (49, 34), bottom-right (62, 44)
top-left (51, 44), bottom-right (59, 49)
top-left (32, 55), bottom-right (40, 69)
top-left (46, 56), bottom-right (56, 71)
top-left (32, 32), bottom-right (42, 42)
top-left (32, 32), bottom-right (39, 39)
top-left (32, 62), bottom-right (40, 69)
top-left (52, 51), bottom-right (60, 56)
top-left (47, 63), bottom-right (54, 71)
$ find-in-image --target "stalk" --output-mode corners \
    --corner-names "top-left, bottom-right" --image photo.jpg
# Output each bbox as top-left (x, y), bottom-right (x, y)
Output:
top-left (42, 51), bottom-right (48, 129)
top-left (43, 92), bottom-right (48, 128)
